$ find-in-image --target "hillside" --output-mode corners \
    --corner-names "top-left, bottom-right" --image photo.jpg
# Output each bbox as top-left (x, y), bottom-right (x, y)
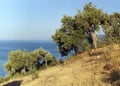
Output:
top-left (1, 45), bottom-right (120, 86)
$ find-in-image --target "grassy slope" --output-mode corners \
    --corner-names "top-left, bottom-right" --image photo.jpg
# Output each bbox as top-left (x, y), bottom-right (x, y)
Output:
top-left (1, 45), bottom-right (120, 86)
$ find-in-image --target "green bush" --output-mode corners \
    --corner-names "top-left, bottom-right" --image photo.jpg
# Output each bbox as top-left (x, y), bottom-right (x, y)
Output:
top-left (4, 48), bottom-right (57, 76)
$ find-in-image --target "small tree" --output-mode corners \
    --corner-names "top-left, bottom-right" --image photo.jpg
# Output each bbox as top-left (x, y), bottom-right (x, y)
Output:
top-left (4, 50), bottom-right (24, 75)
top-left (103, 12), bottom-right (120, 44)
top-left (36, 48), bottom-right (56, 68)
top-left (4, 48), bottom-right (56, 76)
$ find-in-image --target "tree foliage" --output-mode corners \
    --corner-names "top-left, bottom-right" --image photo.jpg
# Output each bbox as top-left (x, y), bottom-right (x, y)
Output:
top-left (52, 2), bottom-right (106, 56)
top-left (4, 48), bottom-right (56, 75)
top-left (103, 12), bottom-right (120, 44)
top-left (52, 15), bottom-right (88, 56)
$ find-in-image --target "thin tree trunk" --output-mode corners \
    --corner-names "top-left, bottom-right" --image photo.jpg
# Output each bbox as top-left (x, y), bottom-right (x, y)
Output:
top-left (73, 46), bottom-right (79, 54)
top-left (22, 66), bottom-right (26, 75)
top-left (90, 31), bottom-right (97, 49)
top-left (45, 58), bottom-right (48, 68)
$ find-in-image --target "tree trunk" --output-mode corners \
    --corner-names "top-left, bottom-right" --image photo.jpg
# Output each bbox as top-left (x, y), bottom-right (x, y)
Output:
top-left (90, 31), bottom-right (97, 49)
top-left (45, 58), bottom-right (48, 68)
top-left (73, 46), bottom-right (79, 54)
top-left (22, 66), bottom-right (26, 75)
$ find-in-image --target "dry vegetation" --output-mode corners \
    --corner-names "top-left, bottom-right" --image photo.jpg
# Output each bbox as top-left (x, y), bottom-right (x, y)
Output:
top-left (1, 44), bottom-right (120, 86)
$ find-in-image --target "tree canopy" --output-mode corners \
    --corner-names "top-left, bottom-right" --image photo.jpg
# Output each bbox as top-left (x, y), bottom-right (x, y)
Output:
top-left (103, 12), bottom-right (120, 43)
top-left (52, 2), bottom-right (107, 56)
top-left (4, 48), bottom-right (56, 75)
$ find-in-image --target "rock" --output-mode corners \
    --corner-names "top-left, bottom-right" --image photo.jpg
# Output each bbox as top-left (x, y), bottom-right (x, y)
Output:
top-left (113, 44), bottom-right (119, 50)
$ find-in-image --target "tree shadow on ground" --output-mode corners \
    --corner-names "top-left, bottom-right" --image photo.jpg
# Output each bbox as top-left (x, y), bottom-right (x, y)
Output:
top-left (102, 69), bottom-right (120, 86)
top-left (3, 80), bottom-right (22, 86)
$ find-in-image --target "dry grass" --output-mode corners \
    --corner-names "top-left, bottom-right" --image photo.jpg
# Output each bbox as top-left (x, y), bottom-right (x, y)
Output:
top-left (1, 45), bottom-right (120, 86)
top-left (21, 60), bottom-right (105, 86)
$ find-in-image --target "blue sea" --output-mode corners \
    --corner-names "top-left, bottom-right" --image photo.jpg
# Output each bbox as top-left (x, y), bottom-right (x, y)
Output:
top-left (0, 40), bottom-right (61, 77)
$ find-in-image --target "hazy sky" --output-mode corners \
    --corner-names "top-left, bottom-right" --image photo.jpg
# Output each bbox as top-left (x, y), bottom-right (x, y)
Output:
top-left (0, 0), bottom-right (120, 40)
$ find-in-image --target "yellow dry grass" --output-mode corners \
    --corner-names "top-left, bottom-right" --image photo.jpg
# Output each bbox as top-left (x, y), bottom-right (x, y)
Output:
top-left (21, 60), bottom-right (104, 86)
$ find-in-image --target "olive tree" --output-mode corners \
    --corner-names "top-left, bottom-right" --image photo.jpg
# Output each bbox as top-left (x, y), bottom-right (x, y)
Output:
top-left (52, 2), bottom-right (106, 56)
top-left (103, 12), bottom-right (120, 43)
top-left (4, 48), bottom-right (56, 75)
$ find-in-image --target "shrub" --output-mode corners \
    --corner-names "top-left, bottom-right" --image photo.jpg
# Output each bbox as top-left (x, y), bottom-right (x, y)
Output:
top-left (4, 48), bottom-right (57, 76)
top-left (109, 69), bottom-right (120, 83)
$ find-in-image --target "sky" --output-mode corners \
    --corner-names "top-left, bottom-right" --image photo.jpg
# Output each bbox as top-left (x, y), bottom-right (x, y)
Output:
top-left (0, 0), bottom-right (120, 40)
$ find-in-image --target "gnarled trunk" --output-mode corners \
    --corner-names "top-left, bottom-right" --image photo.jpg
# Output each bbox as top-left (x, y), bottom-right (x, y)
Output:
top-left (90, 31), bottom-right (97, 48)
